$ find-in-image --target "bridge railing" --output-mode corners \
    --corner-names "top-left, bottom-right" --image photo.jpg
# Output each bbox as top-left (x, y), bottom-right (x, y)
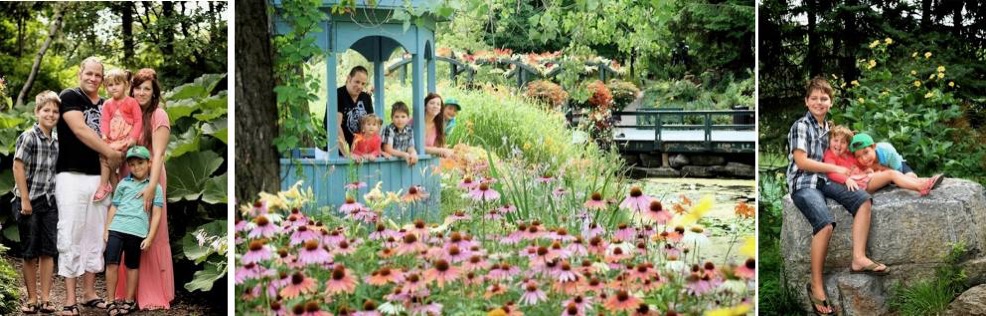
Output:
top-left (611, 109), bottom-right (755, 152)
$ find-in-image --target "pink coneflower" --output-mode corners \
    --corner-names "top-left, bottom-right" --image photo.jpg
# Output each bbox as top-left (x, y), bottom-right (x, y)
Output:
top-left (642, 200), bottom-right (672, 224)
top-left (522, 222), bottom-right (545, 240)
top-left (487, 262), bottom-right (520, 280)
top-left (587, 236), bottom-right (607, 255)
top-left (423, 259), bottom-right (462, 288)
top-left (369, 223), bottom-right (398, 241)
top-left (234, 262), bottom-right (269, 284)
top-left (703, 261), bottom-right (720, 279)
top-left (552, 187), bottom-right (568, 198)
top-left (409, 219), bottom-right (430, 239)
top-left (353, 300), bottom-right (382, 316)
top-left (401, 273), bottom-right (428, 294)
top-left (605, 245), bottom-right (631, 264)
top-left (536, 173), bottom-right (555, 184)
top-left (550, 240), bottom-right (572, 259)
top-left (620, 186), bottom-right (652, 212)
top-left (366, 266), bottom-right (405, 286)
top-left (561, 296), bottom-right (593, 315)
top-left (584, 222), bottom-right (605, 239)
top-left (666, 226), bottom-right (686, 243)
top-left (248, 200), bottom-right (268, 217)
top-left (631, 302), bottom-right (656, 316)
top-left (269, 300), bottom-right (286, 316)
top-left (736, 258), bottom-right (755, 279)
top-left (243, 240), bottom-right (273, 264)
top-left (583, 192), bottom-right (607, 210)
top-left (549, 227), bottom-right (575, 242)
top-left (484, 209), bottom-right (503, 220)
top-left (441, 244), bottom-right (470, 263)
top-left (282, 212), bottom-right (308, 229)
top-left (396, 233), bottom-right (427, 256)
top-left (295, 301), bottom-right (331, 316)
top-left (551, 261), bottom-right (580, 282)
top-left (463, 255), bottom-right (490, 272)
top-left (408, 301), bottom-right (442, 316)
top-left (280, 272), bottom-right (317, 299)
top-left (248, 215), bottom-right (278, 238)
top-left (403, 185), bottom-right (430, 203)
top-left (322, 228), bottom-right (347, 246)
top-left (446, 231), bottom-right (477, 251)
top-left (469, 183), bottom-right (500, 202)
top-left (459, 176), bottom-right (479, 190)
top-left (484, 283), bottom-right (507, 299)
top-left (498, 204), bottom-right (517, 213)
top-left (604, 290), bottom-right (642, 313)
top-left (685, 274), bottom-right (715, 296)
top-left (332, 239), bottom-right (357, 256)
top-left (567, 237), bottom-right (588, 257)
top-left (615, 223), bottom-right (636, 241)
top-left (340, 195), bottom-right (364, 214)
top-left (235, 219), bottom-right (249, 232)
top-left (447, 210), bottom-right (471, 222)
top-left (344, 181), bottom-right (367, 190)
top-left (502, 223), bottom-right (527, 245)
top-left (584, 276), bottom-right (606, 294)
top-left (519, 281), bottom-right (548, 305)
top-left (326, 264), bottom-right (358, 295)
top-left (297, 240), bottom-right (332, 266)
top-left (289, 225), bottom-right (320, 246)
top-left (630, 263), bottom-right (657, 282)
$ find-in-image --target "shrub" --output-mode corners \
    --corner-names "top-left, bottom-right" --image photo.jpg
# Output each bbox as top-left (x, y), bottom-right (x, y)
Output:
top-left (607, 79), bottom-right (640, 111)
top-left (584, 80), bottom-right (612, 110)
top-left (524, 80), bottom-right (568, 109)
top-left (0, 249), bottom-right (19, 315)
top-left (888, 242), bottom-right (968, 315)
top-left (835, 39), bottom-right (986, 182)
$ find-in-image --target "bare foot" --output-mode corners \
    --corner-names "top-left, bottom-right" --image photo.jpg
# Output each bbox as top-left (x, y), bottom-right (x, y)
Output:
top-left (809, 283), bottom-right (834, 314)
top-left (851, 257), bottom-right (887, 272)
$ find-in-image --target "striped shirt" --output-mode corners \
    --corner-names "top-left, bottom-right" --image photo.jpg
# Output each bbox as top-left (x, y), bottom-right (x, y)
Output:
top-left (382, 123), bottom-right (415, 152)
top-left (786, 111), bottom-right (829, 192)
top-left (13, 124), bottom-right (59, 201)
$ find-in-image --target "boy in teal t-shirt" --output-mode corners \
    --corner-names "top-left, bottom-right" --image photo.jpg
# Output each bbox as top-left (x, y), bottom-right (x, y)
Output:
top-left (102, 146), bottom-right (163, 314)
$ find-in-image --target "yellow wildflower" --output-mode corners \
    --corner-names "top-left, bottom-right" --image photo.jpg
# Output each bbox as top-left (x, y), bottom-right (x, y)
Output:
top-left (929, 74), bottom-right (936, 80)
top-left (937, 73), bottom-right (944, 79)
top-left (741, 236), bottom-right (756, 257)
top-left (912, 52), bottom-right (918, 58)
top-left (488, 308), bottom-right (508, 316)
top-left (937, 65), bottom-right (945, 72)
top-left (949, 81), bottom-right (955, 87)
top-left (840, 82), bottom-right (846, 88)
top-left (911, 70), bottom-right (917, 75)
top-left (884, 37), bottom-right (893, 45)
top-left (851, 80), bottom-right (859, 86)
top-left (925, 51), bottom-right (932, 59)
top-left (914, 80), bottom-right (922, 87)
top-left (869, 40), bottom-right (880, 48)
top-left (925, 91), bottom-right (934, 99)
top-left (831, 74), bottom-right (839, 79)
top-left (858, 98), bottom-right (865, 104)
top-left (680, 195), bottom-right (714, 225)
top-left (867, 60), bottom-right (877, 69)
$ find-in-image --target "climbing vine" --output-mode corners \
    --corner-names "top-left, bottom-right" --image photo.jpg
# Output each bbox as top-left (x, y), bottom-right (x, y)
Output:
top-left (272, 0), bottom-right (326, 153)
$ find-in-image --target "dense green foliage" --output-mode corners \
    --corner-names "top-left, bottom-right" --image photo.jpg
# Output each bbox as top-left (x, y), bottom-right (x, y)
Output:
top-left (756, 171), bottom-right (801, 314)
top-left (0, 248), bottom-right (18, 315)
top-left (272, 0), bottom-right (325, 153)
top-left (889, 243), bottom-right (969, 315)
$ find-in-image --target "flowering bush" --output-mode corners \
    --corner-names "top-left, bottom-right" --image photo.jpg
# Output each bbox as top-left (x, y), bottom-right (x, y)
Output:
top-left (607, 79), bottom-right (641, 111)
top-left (835, 38), bottom-right (985, 178)
top-left (524, 80), bottom-right (569, 109)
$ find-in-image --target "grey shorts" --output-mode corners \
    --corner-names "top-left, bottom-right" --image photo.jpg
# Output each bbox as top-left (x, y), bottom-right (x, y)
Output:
top-left (791, 180), bottom-right (872, 235)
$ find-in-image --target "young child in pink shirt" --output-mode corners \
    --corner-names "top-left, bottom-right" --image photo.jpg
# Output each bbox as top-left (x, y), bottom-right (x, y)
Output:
top-left (94, 69), bottom-right (143, 201)
top-left (351, 114), bottom-right (389, 162)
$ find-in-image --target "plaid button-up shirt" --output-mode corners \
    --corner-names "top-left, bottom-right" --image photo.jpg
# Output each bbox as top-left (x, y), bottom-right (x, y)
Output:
top-left (13, 124), bottom-right (59, 201)
top-left (382, 123), bottom-right (415, 152)
top-left (786, 111), bottom-right (829, 192)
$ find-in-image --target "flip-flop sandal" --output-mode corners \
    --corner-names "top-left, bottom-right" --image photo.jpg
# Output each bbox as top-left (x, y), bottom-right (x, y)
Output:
top-left (82, 298), bottom-right (109, 309)
top-left (850, 262), bottom-right (890, 275)
top-left (58, 305), bottom-right (80, 316)
top-left (930, 174), bottom-right (945, 190)
top-left (805, 283), bottom-right (836, 315)
top-left (110, 300), bottom-right (137, 315)
top-left (40, 301), bottom-right (57, 314)
top-left (21, 302), bottom-right (40, 314)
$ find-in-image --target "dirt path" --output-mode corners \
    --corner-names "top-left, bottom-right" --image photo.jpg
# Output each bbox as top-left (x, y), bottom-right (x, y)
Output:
top-left (5, 255), bottom-right (218, 316)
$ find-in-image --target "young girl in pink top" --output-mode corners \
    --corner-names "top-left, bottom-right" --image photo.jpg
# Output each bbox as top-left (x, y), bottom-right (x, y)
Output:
top-left (351, 114), bottom-right (389, 161)
top-left (823, 125), bottom-right (934, 195)
top-left (95, 69), bottom-right (143, 201)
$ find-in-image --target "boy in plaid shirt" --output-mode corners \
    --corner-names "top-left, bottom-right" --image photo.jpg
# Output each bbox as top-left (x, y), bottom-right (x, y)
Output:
top-left (382, 101), bottom-right (419, 165)
top-left (12, 91), bottom-right (61, 314)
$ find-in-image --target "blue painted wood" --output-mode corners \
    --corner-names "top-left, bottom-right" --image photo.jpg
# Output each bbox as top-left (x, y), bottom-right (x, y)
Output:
top-left (426, 41), bottom-right (436, 93)
top-left (374, 60), bottom-right (385, 115)
top-left (412, 49), bottom-right (425, 156)
top-left (280, 154), bottom-right (442, 222)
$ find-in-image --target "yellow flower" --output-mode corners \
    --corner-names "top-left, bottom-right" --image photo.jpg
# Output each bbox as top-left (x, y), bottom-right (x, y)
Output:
top-left (928, 73), bottom-right (936, 80)
top-left (910, 70), bottom-right (917, 75)
top-left (949, 81), bottom-right (955, 87)
top-left (840, 82), bottom-right (846, 88)
top-left (705, 303), bottom-right (753, 316)
top-left (831, 74), bottom-right (839, 79)
top-left (858, 97), bottom-right (865, 104)
top-left (914, 80), bottom-right (922, 87)
top-left (937, 73), bottom-right (944, 79)
top-left (523, 142), bottom-right (531, 150)
top-left (884, 37), bottom-right (893, 45)
top-left (912, 52), bottom-right (918, 58)
top-left (741, 236), bottom-right (756, 257)
top-left (937, 65), bottom-right (945, 72)
top-left (851, 80), bottom-right (859, 86)
top-left (487, 309), bottom-right (508, 316)
top-left (867, 60), bottom-right (877, 69)
top-left (925, 91), bottom-right (934, 99)
top-left (680, 195), bottom-right (714, 225)
top-left (925, 51), bottom-right (932, 59)
top-left (869, 40), bottom-right (880, 48)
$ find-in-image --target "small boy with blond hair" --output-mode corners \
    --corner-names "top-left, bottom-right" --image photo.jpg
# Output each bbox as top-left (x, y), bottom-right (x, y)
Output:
top-left (848, 133), bottom-right (943, 195)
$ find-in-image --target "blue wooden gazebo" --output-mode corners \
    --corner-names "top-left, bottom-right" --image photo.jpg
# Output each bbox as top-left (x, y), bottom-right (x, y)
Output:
top-left (273, 0), bottom-right (442, 220)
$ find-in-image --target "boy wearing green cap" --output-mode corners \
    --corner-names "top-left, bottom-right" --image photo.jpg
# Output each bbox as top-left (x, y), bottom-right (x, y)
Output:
top-left (443, 97), bottom-right (460, 134)
top-left (101, 146), bottom-right (163, 315)
top-left (849, 133), bottom-right (943, 194)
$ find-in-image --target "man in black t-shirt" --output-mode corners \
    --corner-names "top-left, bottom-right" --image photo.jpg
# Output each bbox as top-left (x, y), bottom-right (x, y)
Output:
top-left (325, 66), bottom-right (373, 154)
top-left (54, 56), bottom-right (124, 312)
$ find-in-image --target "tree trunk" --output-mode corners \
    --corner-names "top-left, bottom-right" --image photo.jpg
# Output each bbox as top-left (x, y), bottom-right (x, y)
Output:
top-left (15, 4), bottom-right (64, 108)
top-left (122, 3), bottom-right (135, 68)
top-left (234, 0), bottom-right (280, 203)
top-left (841, 0), bottom-right (860, 83)
top-left (921, 0), bottom-right (932, 31)
top-left (953, 1), bottom-right (963, 37)
top-left (160, 2), bottom-right (175, 57)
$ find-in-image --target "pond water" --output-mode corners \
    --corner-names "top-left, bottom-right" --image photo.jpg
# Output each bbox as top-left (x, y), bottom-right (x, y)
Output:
top-left (637, 177), bottom-right (756, 265)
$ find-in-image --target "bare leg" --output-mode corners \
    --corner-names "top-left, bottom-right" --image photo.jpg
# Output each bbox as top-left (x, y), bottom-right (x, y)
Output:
top-left (125, 268), bottom-right (139, 301)
top-left (810, 224), bottom-right (834, 314)
top-left (63, 277), bottom-right (77, 308)
top-left (100, 156), bottom-right (110, 187)
top-left (850, 201), bottom-right (886, 271)
top-left (105, 264), bottom-right (119, 304)
top-left (82, 272), bottom-right (99, 302)
top-left (23, 258), bottom-right (39, 305)
top-left (39, 256), bottom-right (54, 303)
top-left (866, 171), bottom-right (927, 193)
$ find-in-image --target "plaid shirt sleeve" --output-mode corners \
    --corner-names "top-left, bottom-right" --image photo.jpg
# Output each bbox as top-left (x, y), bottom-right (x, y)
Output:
top-left (788, 120), bottom-right (809, 155)
top-left (381, 125), bottom-right (394, 148)
top-left (13, 130), bottom-right (36, 164)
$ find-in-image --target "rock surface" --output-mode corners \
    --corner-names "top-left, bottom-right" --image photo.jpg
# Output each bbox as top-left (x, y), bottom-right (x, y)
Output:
top-left (669, 154), bottom-right (689, 168)
top-left (781, 178), bottom-right (986, 315)
top-left (947, 284), bottom-right (986, 316)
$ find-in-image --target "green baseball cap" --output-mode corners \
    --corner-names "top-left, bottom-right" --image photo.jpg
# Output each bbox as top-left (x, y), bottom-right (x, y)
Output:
top-left (849, 133), bottom-right (875, 153)
top-left (126, 146), bottom-right (151, 160)
top-left (444, 97), bottom-right (461, 110)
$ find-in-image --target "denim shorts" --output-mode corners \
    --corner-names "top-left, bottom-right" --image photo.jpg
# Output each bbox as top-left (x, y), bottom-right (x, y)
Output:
top-left (11, 196), bottom-right (58, 259)
top-left (104, 230), bottom-right (142, 269)
top-left (791, 180), bottom-right (872, 235)
top-left (901, 161), bottom-right (914, 174)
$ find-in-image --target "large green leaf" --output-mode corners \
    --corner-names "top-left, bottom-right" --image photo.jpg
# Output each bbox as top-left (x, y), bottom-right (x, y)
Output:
top-left (167, 128), bottom-right (201, 160)
top-left (164, 98), bottom-right (199, 123)
top-left (202, 173), bottom-right (227, 205)
top-left (166, 151), bottom-right (223, 202)
top-left (192, 92), bottom-right (229, 122)
top-left (164, 73), bottom-right (226, 101)
top-left (201, 117), bottom-right (228, 144)
top-left (2, 225), bottom-right (19, 243)
top-left (184, 262), bottom-right (226, 292)
top-left (181, 220), bottom-right (227, 262)
top-left (0, 169), bottom-right (13, 195)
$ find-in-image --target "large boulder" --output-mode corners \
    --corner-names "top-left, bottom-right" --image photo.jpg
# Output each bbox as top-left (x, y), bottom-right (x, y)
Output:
top-left (781, 178), bottom-right (986, 315)
top-left (947, 284), bottom-right (986, 316)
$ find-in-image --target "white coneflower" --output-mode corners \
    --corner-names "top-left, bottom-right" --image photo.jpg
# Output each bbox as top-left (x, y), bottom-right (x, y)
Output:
top-left (665, 254), bottom-right (686, 272)
top-left (720, 279), bottom-right (748, 295)
top-left (681, 225), bottom-right (710, 248)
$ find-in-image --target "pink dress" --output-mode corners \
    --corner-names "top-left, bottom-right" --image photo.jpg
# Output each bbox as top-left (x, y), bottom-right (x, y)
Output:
top-left (425, 125), bottom-right (437, 147)
top-left (115, 108), bottom-right (174, 309)
top-left (100, 96), bottom-right (143, 151)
